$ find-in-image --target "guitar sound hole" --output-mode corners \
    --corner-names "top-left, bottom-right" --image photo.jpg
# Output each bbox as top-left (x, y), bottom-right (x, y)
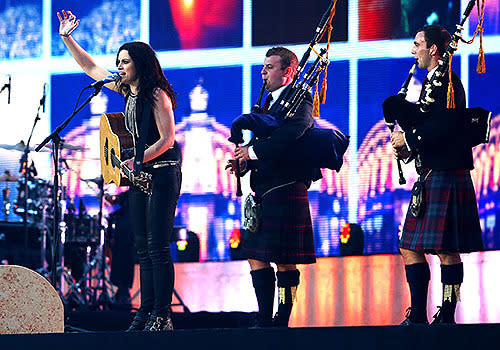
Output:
top-left (110, 148), bottom-right (117, 168)
top-left (104, 138), bottom-right (109, 165)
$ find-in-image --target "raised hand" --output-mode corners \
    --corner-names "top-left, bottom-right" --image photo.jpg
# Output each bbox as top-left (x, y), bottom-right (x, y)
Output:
top-left (57, 10), bottom-right (80, 37)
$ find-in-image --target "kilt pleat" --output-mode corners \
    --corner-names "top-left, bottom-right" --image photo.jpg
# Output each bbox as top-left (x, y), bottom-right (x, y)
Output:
top-left (400, 170), bottom-right (484, 253)
top-left (241, 182), bottom-right (316, 264)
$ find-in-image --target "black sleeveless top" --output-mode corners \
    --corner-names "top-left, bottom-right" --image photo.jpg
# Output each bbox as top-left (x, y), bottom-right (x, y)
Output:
top-left (124, 92), bottom-right (181, 165)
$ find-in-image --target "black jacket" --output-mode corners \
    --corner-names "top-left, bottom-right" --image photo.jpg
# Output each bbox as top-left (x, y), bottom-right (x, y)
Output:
top-left (248, 88), bottom-right (319, 196)
top-left (395, 70), bottom-right (473, 170)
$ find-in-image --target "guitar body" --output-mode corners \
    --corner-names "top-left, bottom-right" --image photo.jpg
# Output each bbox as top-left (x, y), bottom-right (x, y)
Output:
top-left (100, 113), bottom-right (134, 187)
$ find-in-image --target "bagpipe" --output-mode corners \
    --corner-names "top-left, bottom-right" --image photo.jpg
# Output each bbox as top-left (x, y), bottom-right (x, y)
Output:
top-left (382, 0), bottom-right (492, 171)
top-left (229, 0), bottom-right (349, 196)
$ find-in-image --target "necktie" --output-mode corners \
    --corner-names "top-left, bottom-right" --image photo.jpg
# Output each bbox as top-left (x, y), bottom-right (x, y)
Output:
top-left (262, 93), bottom-right (273, 114)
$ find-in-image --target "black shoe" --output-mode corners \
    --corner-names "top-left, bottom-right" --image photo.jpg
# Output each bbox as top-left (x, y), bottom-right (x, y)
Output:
top-left (272, 312), bottom-right (289, 328)
top-left (145, 312), bottom-right (174, 331)
top-left (400, 307), bottom-right (428, 326)
top-left (430, 306), bottom-right (456, 325)
top-left (115, 287), bottom-right (132, 307)
top-left (249, 312), bottom-right (272, 328)
top-left (126, 311), bottom-right (151, 331)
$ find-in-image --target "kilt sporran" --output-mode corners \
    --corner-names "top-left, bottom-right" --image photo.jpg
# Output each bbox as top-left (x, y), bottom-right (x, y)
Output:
top-left (243, 193), bottom-right (262, 233)
top-left (409, 180), bottom-right (425, 218)
top-left (409, 171), bottom-right (431, 218)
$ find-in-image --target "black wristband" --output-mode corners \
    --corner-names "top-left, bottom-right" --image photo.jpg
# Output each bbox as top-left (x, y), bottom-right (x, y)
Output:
top-left (59, 33), bottom-right (70, 37)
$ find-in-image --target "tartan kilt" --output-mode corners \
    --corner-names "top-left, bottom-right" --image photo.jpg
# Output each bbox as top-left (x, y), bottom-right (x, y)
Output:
top-left (399, 169), bottom-right (484, 253)
top-left (240, 182), bottom-right (316, 264)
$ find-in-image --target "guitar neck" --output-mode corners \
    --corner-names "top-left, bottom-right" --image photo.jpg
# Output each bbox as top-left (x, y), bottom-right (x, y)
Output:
top-left (111, 153), bottom-right (133, 182)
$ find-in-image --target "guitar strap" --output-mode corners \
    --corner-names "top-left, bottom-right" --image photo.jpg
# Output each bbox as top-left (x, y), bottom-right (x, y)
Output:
top-left (133, 99), bottom-right (152, 174)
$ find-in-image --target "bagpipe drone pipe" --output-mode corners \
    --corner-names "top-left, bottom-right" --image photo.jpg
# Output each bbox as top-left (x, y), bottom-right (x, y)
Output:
top-left (228, 0), bottom-right (348, 174)
top-left (383, 0), bottom-right (492, 151)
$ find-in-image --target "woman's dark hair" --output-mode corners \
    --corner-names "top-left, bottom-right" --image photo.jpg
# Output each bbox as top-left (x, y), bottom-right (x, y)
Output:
top-left (116, 41), bottom-right (177, 109)
top-left (417, 25), bottom-right (451, 57)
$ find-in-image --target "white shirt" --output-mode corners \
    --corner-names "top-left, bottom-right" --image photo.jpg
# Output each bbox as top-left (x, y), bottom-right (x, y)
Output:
top-left (248, 85), bottom-right (288, 160)
top-left (402, 65), bottom-right (439, 151)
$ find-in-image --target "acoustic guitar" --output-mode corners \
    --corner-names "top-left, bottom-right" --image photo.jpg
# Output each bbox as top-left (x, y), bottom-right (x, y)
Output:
top-left (100, 113), bottom-right (152, 195)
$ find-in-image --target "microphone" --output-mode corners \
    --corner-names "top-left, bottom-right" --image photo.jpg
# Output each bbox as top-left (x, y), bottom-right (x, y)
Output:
top-left (40, 83), bottom-right (46, 113)
top-left (0, 75), bottom-right (10, 104)
top-left (87, 73), bottom-right (121, 89)
top-left (7, 75), bottom-right (10, 104)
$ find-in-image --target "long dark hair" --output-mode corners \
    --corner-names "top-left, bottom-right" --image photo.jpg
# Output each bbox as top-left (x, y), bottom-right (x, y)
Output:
top-left (116, 41), bottom-right (177, 109)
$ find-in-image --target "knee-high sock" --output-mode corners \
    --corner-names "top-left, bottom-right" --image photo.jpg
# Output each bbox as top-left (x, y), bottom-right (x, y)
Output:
top-left (405, 262), bottom-right (430, 323)
top-left (440, 262), bottom-right (463, 323)
top-left (250, 267), bottom-right (276, 327)
top-left (275, 270), bottom-right (300, 327)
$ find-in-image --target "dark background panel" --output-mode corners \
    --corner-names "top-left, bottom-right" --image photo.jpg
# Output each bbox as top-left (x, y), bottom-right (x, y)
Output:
top-left (252, 0), bottom-right (347, 47)
top-left (359, 0), bottom-right (460, 41)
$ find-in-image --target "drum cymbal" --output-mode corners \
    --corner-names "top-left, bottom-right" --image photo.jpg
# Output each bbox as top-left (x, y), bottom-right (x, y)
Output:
top-left (0, 141), bottom-right (49, 152)
top-left (42, 142), bottom-right (87, 152)
top-left (0, 173), bottom-right (18, 182)
top-left (81, 176), bottom-right (103, 184)
top-left (63, 157), bottom-right (100, 161)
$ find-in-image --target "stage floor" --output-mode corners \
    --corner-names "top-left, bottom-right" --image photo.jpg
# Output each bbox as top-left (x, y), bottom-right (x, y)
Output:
top-left (152, 251), bottom-right (500, 327)
top-left (2, 323), bottom-right (500, 350)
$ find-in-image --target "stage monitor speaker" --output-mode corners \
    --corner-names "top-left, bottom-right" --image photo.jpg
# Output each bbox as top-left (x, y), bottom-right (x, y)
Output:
top-left (0, 265), bottom-right (64, 334)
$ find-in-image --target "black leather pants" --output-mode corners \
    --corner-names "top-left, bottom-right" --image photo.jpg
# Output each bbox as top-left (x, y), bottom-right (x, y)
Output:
top-left (128, 165), bottom-right (181, 316)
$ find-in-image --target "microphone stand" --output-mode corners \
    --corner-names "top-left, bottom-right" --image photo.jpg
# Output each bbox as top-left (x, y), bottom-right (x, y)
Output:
top-left (35, 85), bottom-right (104, 289)
top-left (20, 92), bottom-right (44, 268)
top-left (95, 175), bottom-right (114, 309)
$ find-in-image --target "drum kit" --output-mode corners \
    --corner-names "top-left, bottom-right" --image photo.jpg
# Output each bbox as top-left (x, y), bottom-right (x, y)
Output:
top-left (0, 140), bottom-right (117, 309)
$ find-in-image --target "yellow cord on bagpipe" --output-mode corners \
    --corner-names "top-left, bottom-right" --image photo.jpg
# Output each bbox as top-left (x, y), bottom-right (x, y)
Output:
top-left (447, 55), bottom-right (455, 109)
top-left (462, 0), bottom-right (486, 73)
top-left (309, 44), bottom-right (324, 117)
top-left (311, 0), bottom-right (337, 117)
top-left (447, 0), bottom-right (486, 108)
top-left (313, 80), bottom-right (320, 117)
top-left (320, 24), bottom-right (333, 105)
top-left (475, 0), bottom-right (486, 73)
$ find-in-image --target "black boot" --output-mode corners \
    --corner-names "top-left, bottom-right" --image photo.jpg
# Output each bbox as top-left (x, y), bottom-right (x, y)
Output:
top-left (250, 267), bottom-right (276, 327)
top-left (273, 270), bottom-right (300, 327)
top-left (126, 263), bottom-right (154, 331)
top-left (401, 262), bottom-right (430, 325)
top-left (126, 309), bottom-right (151, 331)
top-left (145, 308), bottom-right (174, 331)
top-left (431, 263), bottom-right (463, 325)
